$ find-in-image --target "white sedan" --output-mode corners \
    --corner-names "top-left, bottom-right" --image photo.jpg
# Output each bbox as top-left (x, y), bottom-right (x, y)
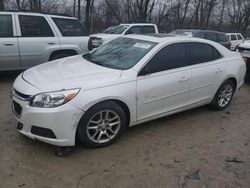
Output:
top-left (12, 35), bottom-right (246, 147)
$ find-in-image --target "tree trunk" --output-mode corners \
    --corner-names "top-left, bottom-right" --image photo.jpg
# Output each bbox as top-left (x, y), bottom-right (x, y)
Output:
top-left (73, 0), bottom-right (76, 17)
top-left (77, 0), bottom-right (81, 20)
top-left (85, 0), bottom-right (91, 31)
top-left (0, 0), bottom-right (4, 11)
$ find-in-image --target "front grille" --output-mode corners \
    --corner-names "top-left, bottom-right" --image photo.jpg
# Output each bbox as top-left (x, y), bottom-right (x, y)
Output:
top-left (238, 47), bottom-right (250, 52)
top-left (13, 101), bottom-right (22, 117)
top-left (31, 126), bottom-right (56, 139)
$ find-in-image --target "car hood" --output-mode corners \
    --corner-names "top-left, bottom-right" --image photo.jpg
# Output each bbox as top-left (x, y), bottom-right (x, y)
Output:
top-left (22, 55), bottom-right (122, 92)
top-left (91, 33), bottom-right (121, 44)
top-left (239, 41), bottom-right (250, 49)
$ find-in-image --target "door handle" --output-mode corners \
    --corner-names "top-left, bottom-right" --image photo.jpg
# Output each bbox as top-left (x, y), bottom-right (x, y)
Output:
top-left (215, 68), bottom-right (223, 73)
top-left (179, 77), bottom-right (190, 82)
top-left (4, 43), bottom-right (14, 46)
top-left (47, 42), bottom-right (55, 45)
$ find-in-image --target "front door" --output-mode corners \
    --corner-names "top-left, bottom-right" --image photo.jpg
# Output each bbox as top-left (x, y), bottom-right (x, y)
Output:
top-left (136, 43), bottom-right (191, 121)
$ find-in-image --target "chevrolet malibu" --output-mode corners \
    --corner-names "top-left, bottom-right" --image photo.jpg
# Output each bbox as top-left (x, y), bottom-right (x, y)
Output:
top-left (12, 35), bottom-right (246, 147)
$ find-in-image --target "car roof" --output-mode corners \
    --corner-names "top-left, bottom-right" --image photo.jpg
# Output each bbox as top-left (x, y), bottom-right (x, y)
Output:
top-left (120, 23), bottom-right (156, 26)
top-left (123, 34), bottom-right (216, 44)
top-left (173, 29), bottom-right (226, 35)
top-left (0, 11), bottom-right (75, 19)
top-left (226, 33), bottom-right (242, 35)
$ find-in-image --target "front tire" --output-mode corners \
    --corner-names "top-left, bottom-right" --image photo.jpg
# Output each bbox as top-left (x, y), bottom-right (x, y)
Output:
top-left (77, 101), bottom-right (127, 148)
top-left (210, 80), bottom-right (235, 110)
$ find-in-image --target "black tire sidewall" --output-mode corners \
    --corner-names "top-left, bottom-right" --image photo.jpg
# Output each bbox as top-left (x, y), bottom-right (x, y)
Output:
top-left (51, 53), bottom-right (69, 61)
top-left (210, 80), bottom-right (235, 110)
top-left (77, 101), bottom-right (127, 148)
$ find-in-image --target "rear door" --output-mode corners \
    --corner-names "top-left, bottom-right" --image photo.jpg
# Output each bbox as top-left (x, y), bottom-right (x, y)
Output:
top-left (15, 14), bottom-right (60, 68)
top-left (188, 42), bottom-right (224, 105)
top-left (51, 17), bottom-right (89, 53)
top-left (0, 14), bottom-right (20, 70)
top-left (136, 43), bottom-right (191, 120)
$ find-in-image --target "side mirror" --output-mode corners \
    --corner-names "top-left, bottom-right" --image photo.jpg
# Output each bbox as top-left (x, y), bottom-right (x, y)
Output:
top-left (125, 30), bottom-right (133, 35)
top-left (138, 66), bottom-right (151, 76)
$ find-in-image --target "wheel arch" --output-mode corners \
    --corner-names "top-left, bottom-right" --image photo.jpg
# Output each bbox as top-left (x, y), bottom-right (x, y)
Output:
top-left (49, 49), bottom-right (78, 61)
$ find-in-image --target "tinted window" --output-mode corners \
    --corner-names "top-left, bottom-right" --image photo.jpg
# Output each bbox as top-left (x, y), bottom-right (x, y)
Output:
top-left (205, 32), bottom-right (217, 42)
top-left (127, 26), bottom-right (141, 34)
top-left (142, 26), bottom-right (155, 33)
top-left (195, 32), bottom-right (205, 38)
top-left (19, 15), bottom-right (54, 37)
top-left (52, 18), bottom-right (88, 36)
top-left (190, 42), bottom-right (221, 65)
top-left (217, 33), bottom-right (228, 42)
top-left (0, 15), bottom-right (13, 37)
top-left (237, 34), bottom-right (243, 40)
top-left (231, 35), bottom-right (237, 41)
top-left (143, 43), bottom-right (187, 74)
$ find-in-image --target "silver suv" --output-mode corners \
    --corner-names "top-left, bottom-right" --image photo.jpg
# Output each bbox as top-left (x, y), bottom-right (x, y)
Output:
top-left (0, 11), bottom-right (90, 71)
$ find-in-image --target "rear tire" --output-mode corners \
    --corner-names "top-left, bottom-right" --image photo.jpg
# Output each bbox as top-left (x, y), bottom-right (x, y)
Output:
top-left (77, 101), bottom-right (127, 148)
top-left (210, 80), bottom-right (235, 110)
top-left (50, 53), bottom-right (71, 61)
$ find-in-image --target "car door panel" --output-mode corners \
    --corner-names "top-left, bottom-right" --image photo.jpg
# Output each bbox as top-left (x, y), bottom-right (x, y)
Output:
top-left (136, 42), bottom-right (191, 121)
top-left (137, 69), bottom-right (191, 120)
top-left (0, 14), bottom-right (20, 70)
top-left (15, 14), bottom-right (60, 68)
top-left (188, 42), bottom-right (224, 105)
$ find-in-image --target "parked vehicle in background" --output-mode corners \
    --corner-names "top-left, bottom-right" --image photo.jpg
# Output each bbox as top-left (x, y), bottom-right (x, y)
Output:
top-left (170, 29), bottom-right (231, 49)
top-left (226, 33), bottom-right (244, 51)
top-left (0, 11), bottom-right (90, 71)
top-left (90, 23), bottom-right (159, 49)
top-left (12, 35), bottom-right (246, 147)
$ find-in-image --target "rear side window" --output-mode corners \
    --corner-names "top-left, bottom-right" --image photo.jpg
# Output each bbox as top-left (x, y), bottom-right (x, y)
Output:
top-left (190, 42), bottom-right (222, 65)
top-left (0, 15), bottom-right (13, 37)
top-left (144, 43), bottom-right (187, 74)
top-left (217, 33), bottom-right (228, 42)
top-left (52, 18), bottom-right (88, 36)
top-left (237, 34), bottom-right (243, 40)
top-left (205, 32), bottom-right (217, 42)
top-left (19, 15), bottom-right (54, 37)
top-left (231, 35), bottom-right (237, 41)
top-left (142, 26), bottom-right (155, 33)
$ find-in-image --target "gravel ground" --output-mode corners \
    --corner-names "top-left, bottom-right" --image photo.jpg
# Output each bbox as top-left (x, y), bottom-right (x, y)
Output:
top-left (0, 72), bottom-right (250, 188)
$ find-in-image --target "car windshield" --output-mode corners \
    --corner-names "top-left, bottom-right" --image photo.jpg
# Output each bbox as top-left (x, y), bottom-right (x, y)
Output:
top-left (83, 37), bottom-right (157, 70)
top-left (103, 25), bottom-right (129, 34)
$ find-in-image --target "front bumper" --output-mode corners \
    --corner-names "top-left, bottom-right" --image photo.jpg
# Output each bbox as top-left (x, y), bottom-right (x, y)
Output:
top-left (12, 94), bottom-right (84, 146)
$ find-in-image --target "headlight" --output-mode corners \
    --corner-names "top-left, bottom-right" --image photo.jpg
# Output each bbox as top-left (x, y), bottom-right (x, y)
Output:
top-left (30, 88), bottom-right (80, 108)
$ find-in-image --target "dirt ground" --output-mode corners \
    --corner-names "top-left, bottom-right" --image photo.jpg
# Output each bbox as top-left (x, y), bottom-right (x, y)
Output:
top-left (0, 72), bottom-right (250, 188)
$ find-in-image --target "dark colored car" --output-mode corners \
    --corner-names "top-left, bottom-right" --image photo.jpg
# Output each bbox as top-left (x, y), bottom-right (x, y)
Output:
top-left (240, 52), bottom-right (250, 81)
top-left (170, 29), bottom-right (231, 49)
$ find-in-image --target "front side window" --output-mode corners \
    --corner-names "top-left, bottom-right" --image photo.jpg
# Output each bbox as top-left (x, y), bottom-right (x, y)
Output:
top-left (217, 33), bottom-right (228, 42)
top-left (141, 43), bottom-right (187, 74)
top-left (19, 15), bottom-right (54, 37)
top-left (52, 17), bottom-right (88, 36)
top-left (102, 25), bottom-right (129, 34)
top-left (142, 26), bottom-right (155, 33)
top-left (0, 15), bottom-right (13, 37)
top-left (205, 32), bottom-right (217, 42)
top-left (83, 37), bottom-right (156, 70)
top-left (231, 35), bottom-right (237, 41)
top-left (190, 42), bottom-right (221, 65)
